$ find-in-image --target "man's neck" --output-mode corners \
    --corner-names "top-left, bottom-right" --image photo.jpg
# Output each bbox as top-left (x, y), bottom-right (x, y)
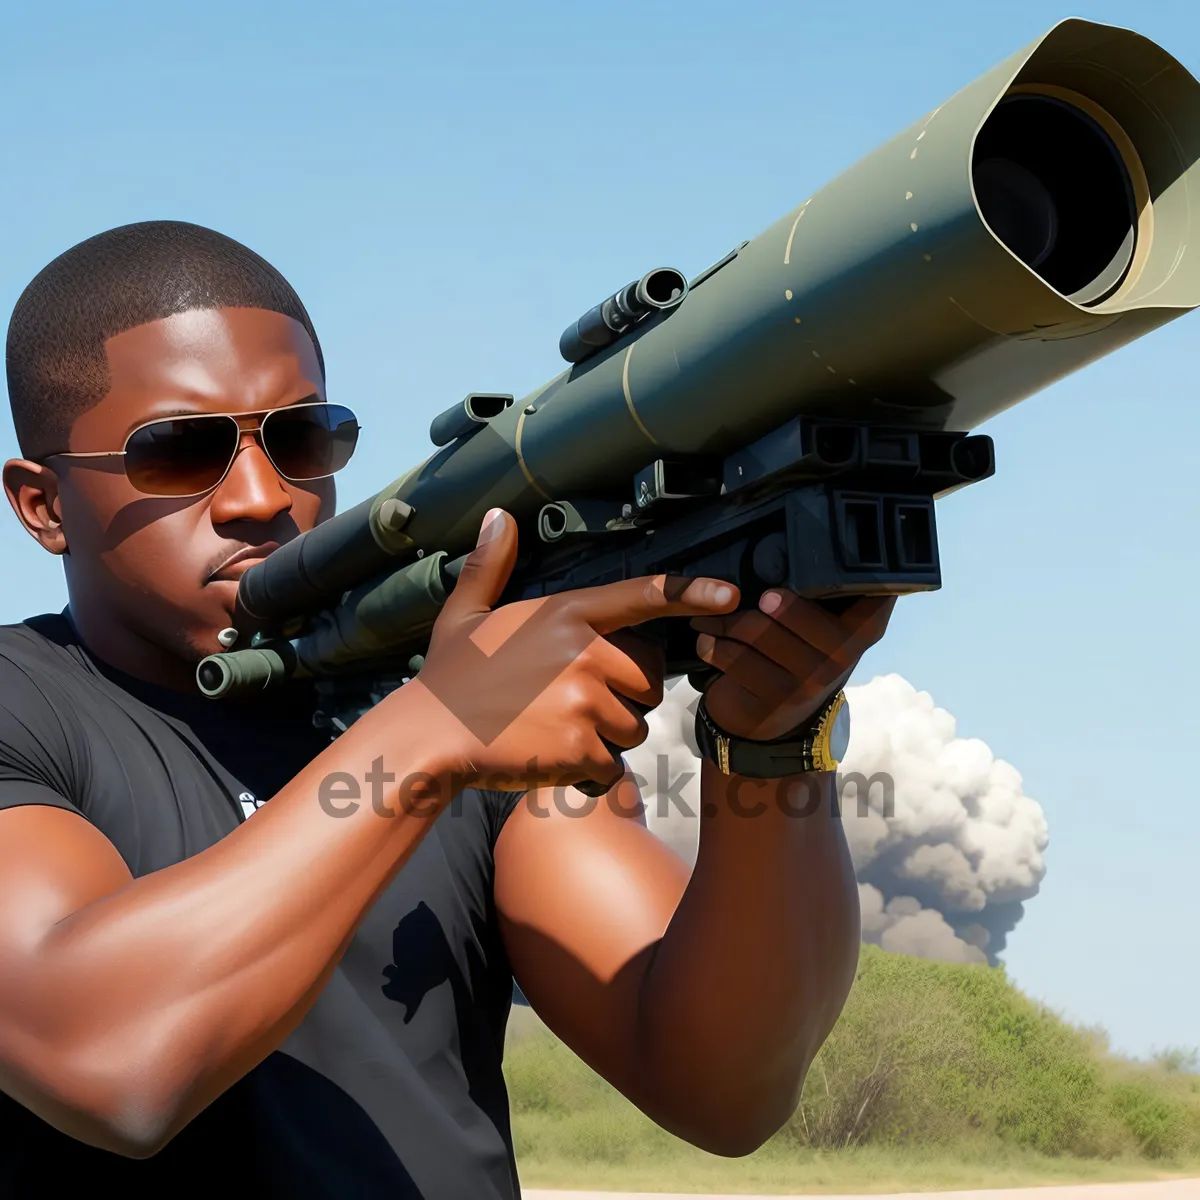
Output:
top-left (64, 602), bottom-right (201, 695)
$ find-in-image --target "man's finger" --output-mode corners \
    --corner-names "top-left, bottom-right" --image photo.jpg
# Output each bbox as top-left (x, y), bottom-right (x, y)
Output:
top-left (569, 574), bottom-right (739, 636)
top-left (587, 636), bottom-right (666, 709)
top-left (690, 610), bottom-right (828, 681)
top-left (593, 693), bottom-right (652, 751)
top-left (604, 631), bottom-right (665, 698)
top-left (756, 591), bottom-right (857, 657)
top-left (438, 508), bottom-right (519, 621)
top-left (757, 591), bottom-right (887, 660)
top-left (695, 633), bottom-right (796, 704)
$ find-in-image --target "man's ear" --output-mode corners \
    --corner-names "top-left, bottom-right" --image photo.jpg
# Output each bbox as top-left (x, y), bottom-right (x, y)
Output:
top-left (3, 459), bottom-right (68, 555)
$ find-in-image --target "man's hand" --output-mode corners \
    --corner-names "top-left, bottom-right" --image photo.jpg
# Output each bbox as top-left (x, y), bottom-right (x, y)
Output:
top-left (689, 590), bottom-right (895, 740)
top-left (410, 507), bottom-right (738, 792)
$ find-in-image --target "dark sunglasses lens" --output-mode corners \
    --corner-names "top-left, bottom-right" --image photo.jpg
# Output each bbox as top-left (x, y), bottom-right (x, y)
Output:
top-left (123, 417), bottom-right (238, 496)
top-left (263, 404), bottom-right (359, 480)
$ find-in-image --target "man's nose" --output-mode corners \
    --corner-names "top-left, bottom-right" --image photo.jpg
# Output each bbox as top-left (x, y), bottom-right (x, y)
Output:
top-left (208, 434), bottom-right (292, 526)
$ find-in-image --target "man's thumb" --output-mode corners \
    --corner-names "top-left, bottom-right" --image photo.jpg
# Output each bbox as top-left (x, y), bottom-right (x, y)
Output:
top-left (441, 508), bottom-right (518, 618)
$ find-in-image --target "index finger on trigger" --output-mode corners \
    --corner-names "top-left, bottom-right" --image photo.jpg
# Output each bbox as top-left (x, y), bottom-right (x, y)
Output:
top-left (571, 575), bottom-right (740, 636)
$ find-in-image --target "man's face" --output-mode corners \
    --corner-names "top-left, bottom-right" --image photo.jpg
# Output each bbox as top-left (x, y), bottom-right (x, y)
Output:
top-left (50, 306), bottom-right (335, 664)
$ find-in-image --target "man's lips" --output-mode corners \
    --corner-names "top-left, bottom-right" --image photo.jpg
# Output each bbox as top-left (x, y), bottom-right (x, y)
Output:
top-left (207, 542), bottom-right (281, 583)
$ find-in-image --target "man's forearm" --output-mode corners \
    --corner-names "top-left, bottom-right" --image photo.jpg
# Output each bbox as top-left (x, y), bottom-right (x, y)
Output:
top-left (0, 684), bottom-right (457, 1156)
top-left (632, 761), bottom-right (859, 1154)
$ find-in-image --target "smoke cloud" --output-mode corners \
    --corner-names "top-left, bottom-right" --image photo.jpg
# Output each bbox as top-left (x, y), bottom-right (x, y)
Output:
top-left (622, 673), bottom-right (1049, 965)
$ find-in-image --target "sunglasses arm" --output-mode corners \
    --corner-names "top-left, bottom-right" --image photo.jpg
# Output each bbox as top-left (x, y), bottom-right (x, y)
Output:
top-left (43, 452), bottom-right (127, 460)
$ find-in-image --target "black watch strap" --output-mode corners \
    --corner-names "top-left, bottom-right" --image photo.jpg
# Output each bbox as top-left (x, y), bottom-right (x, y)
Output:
top-left (694, 691), bottom-right (846, 779)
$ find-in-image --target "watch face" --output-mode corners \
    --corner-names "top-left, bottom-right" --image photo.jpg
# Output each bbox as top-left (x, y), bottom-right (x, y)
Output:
top-left (829, 700), bottom-right (851, 762)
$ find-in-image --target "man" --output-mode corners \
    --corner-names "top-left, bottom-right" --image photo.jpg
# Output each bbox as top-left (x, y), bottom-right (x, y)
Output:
top-left (0, 221), bottom-right (893, 1196)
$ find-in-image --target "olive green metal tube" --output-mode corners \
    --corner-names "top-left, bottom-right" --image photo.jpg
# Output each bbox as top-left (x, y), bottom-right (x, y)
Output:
top-left (287, 551), bottom-right (452, 675)
top-left (368, 18), bottom-right (1200, 548)
top-left (235, 17), bottom-right (1200, 634)
top-left (196, 644), bottom-right (298, 699)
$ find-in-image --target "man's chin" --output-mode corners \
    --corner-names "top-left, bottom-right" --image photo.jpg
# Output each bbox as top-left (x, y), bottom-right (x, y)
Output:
top-left (160, 584), bottom-right (242, 664)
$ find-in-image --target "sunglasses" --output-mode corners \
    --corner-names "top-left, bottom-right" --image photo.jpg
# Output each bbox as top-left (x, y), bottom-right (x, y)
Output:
top-left (45, 401), bottom-right (360, 498)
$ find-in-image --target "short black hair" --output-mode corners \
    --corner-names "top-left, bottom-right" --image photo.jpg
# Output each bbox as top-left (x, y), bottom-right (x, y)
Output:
top-left (5, 220), bottom-right (325, 461)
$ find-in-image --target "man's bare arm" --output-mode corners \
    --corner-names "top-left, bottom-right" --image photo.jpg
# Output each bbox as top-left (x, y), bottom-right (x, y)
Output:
top-left (0, 686), bottom-right (453, 1159)
top-left (634, 765), bottom-right (858, 1153)
top-left (495, 767), bottom-right (857, 1157)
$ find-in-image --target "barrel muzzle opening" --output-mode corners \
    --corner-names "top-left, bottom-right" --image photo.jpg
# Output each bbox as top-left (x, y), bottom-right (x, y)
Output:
top-left (973, 88), bottom-right (1148, 307)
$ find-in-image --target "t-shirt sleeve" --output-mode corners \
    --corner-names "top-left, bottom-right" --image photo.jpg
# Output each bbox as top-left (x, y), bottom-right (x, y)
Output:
top-left (0, 653), bottom-right (84, 817)
top-left (481, 787), bottom-right (527, 849)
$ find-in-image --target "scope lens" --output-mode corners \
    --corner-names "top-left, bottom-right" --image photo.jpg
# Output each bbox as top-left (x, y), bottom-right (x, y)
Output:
top-left (972, 93), bottom-right (1138, 305)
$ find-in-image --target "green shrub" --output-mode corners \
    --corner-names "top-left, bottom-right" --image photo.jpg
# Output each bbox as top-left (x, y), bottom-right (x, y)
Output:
top-left (1109, 1080), bottom-right (1195, 1159)
top-left (786, 946), bottom-right (1119, 1156)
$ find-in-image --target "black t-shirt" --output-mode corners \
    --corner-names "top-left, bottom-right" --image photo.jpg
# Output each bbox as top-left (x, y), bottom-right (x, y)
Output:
top-left (0, 612), bottom-right (526, 1197)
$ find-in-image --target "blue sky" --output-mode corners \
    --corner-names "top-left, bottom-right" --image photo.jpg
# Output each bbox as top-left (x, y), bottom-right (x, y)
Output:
top-left (1, 0), bottom-right (1197, 1060)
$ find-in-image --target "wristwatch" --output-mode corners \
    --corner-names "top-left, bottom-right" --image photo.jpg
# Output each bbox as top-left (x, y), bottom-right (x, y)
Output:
top-left (694, 690), bottom-right (850, 778)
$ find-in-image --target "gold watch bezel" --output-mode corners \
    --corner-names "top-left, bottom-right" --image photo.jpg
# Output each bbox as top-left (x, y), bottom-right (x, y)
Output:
top-left (810, 691), bottom-right (848, 772)
top-left (715, 730), bottom-right (731, 775)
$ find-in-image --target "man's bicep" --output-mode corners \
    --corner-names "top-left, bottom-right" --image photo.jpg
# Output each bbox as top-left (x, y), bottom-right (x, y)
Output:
top-left (0, 800), bottom-right (133, 956)
top-left (0, 802), bottom-right (135, 1141)
top-left (493, 772), bottom-right (692, 1096)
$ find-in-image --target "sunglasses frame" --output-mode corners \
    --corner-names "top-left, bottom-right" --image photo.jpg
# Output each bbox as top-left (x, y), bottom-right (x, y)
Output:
top-left (43, 400), bottom-right (360, 499)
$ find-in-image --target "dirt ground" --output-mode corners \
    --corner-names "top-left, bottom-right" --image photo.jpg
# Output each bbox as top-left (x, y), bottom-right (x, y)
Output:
top-left (521, 1180), bottom-right (1200, 1200)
